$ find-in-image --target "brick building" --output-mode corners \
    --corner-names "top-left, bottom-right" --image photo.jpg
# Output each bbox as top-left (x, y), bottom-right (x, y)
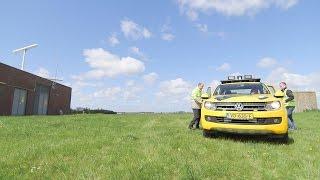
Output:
top-left (0, 62), bottom-right (71, 116)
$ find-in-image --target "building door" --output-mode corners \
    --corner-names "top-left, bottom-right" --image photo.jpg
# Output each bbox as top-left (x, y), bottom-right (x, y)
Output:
top-left (34, 85), bottom-right (50, 115)
top-left (11, 88), bottom-right (27, 115)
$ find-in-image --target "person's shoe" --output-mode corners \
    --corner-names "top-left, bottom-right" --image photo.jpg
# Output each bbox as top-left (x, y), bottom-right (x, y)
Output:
top-left (195, 126), bottom-right (200, 129)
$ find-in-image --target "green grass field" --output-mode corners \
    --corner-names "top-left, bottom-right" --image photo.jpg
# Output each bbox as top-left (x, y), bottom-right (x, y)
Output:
top-left (0, 111), bottom-right (319, 179)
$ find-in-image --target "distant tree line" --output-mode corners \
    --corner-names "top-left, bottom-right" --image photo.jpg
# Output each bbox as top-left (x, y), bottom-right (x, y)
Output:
top-left (71, 108), bottom-right (117, 114)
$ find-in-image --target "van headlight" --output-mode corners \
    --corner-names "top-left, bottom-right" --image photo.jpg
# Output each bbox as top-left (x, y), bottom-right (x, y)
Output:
top-left (204, 101), bottom-right (216, 110)
top-left (266, 101), bottom-right (281, 110)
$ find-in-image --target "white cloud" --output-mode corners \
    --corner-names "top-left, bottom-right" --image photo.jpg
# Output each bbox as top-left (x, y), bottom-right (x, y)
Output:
top-left (93, 87), bottom-right (122, 100)
top-left (161, 23), bottom-right (171, 32)
top-left (35, 67), bottom-right (50, 78)
top-left (142, 28), bottom-right (152, 38)
top-left (155, 78), bottom-right (193, 111)
top-left (71, 80), bottom-right (144, 108)
top-left (161, 33), bottom-right (175, 41)
top-left (257, 57), bottom-right (277, 68)
top-left (123, 85), bottom-right (142, 101)
top-left (229, 72), bottom-right (242, 76)
top-left (196, 23), bottom-right (208, 33)
top-left (123, 80), bottom-right (143, 101)
top-left (177, 0), bottom-right (298, 18)
top-left (72, 92), bottom-right (94, 106)
top-left (129, 46), bottom-right (148, 61)
top-left (126, 80), bottom-right (136, 87)
top-left (74, 48), bottom-right (145, 80)
top-left (143, 72), bottom-right (159, 85)
top-left (282, 73), bottom-right (312, 87)
top-left (70, 80), bottom-right (105, 108)
top-left (276, 0), bottom-right (299, 9)
top-left (186, 9), bottom-right (199, 21)
top-left (72, 81), bottom-right (102, 89)
top-left (121, 19), bottom-right (152, 40)
top-left (161, 21), bottom-right (175, 41)
top-left (266, 67), bottom-right (320, 89)
top-left (215, 31), bottom-right (226, 39)
top-left (195, 24), bottom-right (226, 38)
top-left (210, 80), bottom-right (220, 89)
top-left (216, 63), bottom-right (231, 72)
top-left (108, 34), bottom-right (120, 46)
top-left (129, 46), bottom-right (144, 57)
top-left (156, 78), bottom-right (192, 99)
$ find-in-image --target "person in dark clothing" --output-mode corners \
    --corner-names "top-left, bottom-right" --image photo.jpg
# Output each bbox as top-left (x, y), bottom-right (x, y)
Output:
top-left (190, 109), bottom-right (201, 129)
top-left (280, 82), bottom-right (297, 130)
top-left (189, 83), bottom-right (204, 129)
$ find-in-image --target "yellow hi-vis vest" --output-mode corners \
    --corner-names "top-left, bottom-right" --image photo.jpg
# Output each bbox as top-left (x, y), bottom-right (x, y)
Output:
top-left (191, 87), bottom-right (202, 101)
top-left (284, 89), bottom-right (296, 107)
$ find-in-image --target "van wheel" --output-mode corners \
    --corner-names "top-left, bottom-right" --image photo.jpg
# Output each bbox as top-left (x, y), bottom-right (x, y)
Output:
top-left (281, 133), bottom-right (289, 143)
top-left (271, 133), bottom-right (289, 143)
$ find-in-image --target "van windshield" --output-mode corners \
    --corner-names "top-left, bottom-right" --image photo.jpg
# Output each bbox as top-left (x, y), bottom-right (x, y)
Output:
top-left (214, 83), bottom-right (270, 95)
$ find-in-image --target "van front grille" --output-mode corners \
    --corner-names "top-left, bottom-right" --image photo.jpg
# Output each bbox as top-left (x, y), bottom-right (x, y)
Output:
top-left (215, 102), bottom-right (267, 111)
top-left (205, 116), bottom-right (281, 125)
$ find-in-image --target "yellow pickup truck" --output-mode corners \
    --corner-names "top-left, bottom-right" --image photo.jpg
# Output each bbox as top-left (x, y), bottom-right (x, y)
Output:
top-left (201, 75), bottom-right (288, 141)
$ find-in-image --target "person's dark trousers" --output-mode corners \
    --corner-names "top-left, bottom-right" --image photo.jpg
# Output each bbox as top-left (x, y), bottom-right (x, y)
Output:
top-left (189, 109), bottom-right (201, 129)
top-left (286, 107), bottom-right (297, 130)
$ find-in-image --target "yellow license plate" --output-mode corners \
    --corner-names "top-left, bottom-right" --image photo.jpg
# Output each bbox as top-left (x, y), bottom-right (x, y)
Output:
top-left (226, 113), bottom-right (254, 120)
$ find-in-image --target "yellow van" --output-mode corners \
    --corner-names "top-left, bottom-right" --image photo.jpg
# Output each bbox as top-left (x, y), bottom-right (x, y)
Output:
top-left (201, 75), bottom-right (288, 141)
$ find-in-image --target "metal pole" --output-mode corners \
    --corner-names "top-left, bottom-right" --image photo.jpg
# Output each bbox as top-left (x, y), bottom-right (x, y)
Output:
top-left (55, 64), bottom-right (58, 80)
top-left (21, 49), bottom-right (27, 70)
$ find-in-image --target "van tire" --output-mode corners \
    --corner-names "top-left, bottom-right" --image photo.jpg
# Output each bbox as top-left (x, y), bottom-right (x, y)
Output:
top-left (271, 133), bottom-right (289, 143)
top-left (281, 133), bottom-right (289, 143)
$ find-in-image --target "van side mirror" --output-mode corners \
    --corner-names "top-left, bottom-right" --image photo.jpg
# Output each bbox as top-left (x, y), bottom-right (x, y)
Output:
top-left (274, 90), bottom-right (284, 98)
top-left (201, 93), bottom-right (209, 99)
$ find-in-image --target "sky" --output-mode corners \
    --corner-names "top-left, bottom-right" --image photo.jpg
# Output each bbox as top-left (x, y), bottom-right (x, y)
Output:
top-left (0, 0), bottom-right (319, 112)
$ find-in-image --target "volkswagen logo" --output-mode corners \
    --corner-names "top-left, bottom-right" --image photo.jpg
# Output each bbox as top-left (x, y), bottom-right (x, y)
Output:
top-left (234, 103), bottom-right (244, 111)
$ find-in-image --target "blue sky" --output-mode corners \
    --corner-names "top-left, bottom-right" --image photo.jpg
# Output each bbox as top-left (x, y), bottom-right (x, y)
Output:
top-left (0, 0), bottom-right (319, 111)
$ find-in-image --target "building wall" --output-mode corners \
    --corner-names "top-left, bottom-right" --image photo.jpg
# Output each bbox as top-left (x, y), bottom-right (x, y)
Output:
top-left (0, 83), bottom-right (12, 115)
top-left (293, 92), bottom-right (318, 113)
top-left (47, 82), bottom-right (72, 115)
top-left (0, 63), bottom-right (71, 116)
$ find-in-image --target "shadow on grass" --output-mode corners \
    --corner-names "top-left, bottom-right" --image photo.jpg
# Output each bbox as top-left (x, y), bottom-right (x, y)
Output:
top-left (210, 132), bottom-right (294, 145)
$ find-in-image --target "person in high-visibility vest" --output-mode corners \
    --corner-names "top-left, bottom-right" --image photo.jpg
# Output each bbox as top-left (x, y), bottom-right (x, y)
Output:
top-left (189, 82), bottom-right (204, 129)
top-left (279, 82), bottom-right (297, 130)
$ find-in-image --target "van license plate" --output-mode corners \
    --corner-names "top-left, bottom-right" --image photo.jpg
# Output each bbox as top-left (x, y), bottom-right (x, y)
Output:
top-left (226, 113), bottom-right (253, 120)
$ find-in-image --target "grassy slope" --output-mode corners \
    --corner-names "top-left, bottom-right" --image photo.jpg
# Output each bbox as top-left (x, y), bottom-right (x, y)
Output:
top-left (0, 112), bottom-right (319, 179)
